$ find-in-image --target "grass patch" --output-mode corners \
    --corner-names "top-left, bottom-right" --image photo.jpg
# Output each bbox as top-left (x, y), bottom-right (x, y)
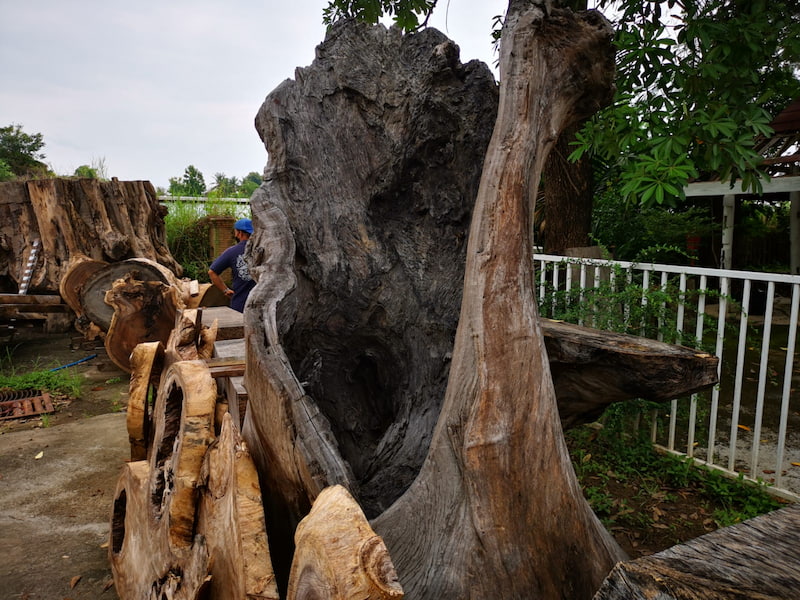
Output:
top-left (567, 419), bottom-right (786, 554)
top-left (0, 368), bottom-right (82, 398)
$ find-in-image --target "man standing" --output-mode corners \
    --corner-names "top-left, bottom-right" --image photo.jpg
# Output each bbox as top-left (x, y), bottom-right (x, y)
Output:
top-left (208, 218), bottom-right (255, 312)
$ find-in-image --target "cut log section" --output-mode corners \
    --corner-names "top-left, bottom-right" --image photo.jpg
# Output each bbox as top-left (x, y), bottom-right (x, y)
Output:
top-left (127, 341), bottom-right (165, 461)
top-left (59, 254), bottom-right (108, 316)
top-left (81, 257), bottom-right (180, 331)
top-left (111, 360), bottom-right (217, 596)
top-left (149, 360), bottom-right (218, 549)
top-left (199, 413), bottom-right (279, 599)
top-left (113, 352), bottom-right (276, 599)
top-left (104, 275), bottom-right (184, 373)
top-left (594, 503), bottom-right (800, 599)
top-left (288, 485), bottom-right (403, 600)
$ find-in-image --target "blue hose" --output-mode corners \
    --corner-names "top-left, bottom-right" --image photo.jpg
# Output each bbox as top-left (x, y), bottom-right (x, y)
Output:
top-left (50, 354), bottom-right (97, 371)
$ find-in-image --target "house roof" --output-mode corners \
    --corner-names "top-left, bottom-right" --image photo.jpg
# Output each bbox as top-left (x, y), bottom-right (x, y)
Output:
top-left (754, 97), bottom-right (800, 176)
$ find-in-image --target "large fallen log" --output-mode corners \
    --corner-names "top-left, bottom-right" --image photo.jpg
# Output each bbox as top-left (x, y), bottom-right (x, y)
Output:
top-left (543, 319), bottom-right (718, 428)
top-left (0, 178), bottom-right (179, 294)
top-left (594, 503), bottom-right (800, 599)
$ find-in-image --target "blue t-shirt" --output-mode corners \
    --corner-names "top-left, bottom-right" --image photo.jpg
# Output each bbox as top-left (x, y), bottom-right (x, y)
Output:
top-left (209, 240), bottom-right (255, 312)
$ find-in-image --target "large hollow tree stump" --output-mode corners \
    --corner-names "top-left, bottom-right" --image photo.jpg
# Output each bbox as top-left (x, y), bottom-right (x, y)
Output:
top-left (242, 6), bottom-right (624, 599)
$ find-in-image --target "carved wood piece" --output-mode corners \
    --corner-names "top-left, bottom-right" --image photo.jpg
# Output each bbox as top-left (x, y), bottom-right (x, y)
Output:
top-left (127, 341), bottom-right (165, 461)
top-left (199, 413), bottom-right (279, 599)
top-left (288, 485), bottom-right (403, 600)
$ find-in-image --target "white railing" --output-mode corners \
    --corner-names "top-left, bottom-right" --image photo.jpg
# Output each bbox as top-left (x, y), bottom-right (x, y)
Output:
top-left (535, 253), bottom-right (800, 501)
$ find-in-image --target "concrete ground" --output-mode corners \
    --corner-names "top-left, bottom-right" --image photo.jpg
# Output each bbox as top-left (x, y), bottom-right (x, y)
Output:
top-left (0, 412), bottom-right (127, 599)
top-left (1, 332), bottom-right (130, 599)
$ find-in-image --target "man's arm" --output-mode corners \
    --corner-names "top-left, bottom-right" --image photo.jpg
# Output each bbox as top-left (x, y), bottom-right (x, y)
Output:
top-left (208, 268), bottom-right (234, 299)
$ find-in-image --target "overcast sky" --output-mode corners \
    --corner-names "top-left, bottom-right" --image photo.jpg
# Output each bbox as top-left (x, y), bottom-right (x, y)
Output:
top-left (0, 0), bottom-right (509, 191)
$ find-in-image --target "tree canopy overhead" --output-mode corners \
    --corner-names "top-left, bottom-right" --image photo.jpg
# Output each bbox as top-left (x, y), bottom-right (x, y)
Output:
top-left (0, 123), bottom-right (48, 179)
top-left (324, 0), bottom-right (800, 209)
top-left (576, 0), bottom-right (800, 206)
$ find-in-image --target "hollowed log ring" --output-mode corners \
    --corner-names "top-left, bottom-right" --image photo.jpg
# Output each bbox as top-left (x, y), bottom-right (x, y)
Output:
top-left (148, 360), bottom-right (217, 550)
top-left (127, 341), bottom-right (166, 461)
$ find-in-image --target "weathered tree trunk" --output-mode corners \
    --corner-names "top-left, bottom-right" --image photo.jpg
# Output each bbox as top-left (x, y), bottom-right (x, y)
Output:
top-left (0, 178), bottom-right (179, 294)
top-left (372, 3), bottom-right (621, 597)
top-left (243, 4), bottom-right (622, 598)
top-left (542, 122), bottom-right (595, 253)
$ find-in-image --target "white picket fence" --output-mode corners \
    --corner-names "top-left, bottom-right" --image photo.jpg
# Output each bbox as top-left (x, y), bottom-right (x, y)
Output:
top-left (534, 253), bottom-right (800, 501)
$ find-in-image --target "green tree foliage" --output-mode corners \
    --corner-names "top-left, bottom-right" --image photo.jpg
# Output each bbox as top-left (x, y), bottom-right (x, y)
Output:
top-left (169, 168), bottom-right (261, 198)
top-left (323, 0), bottom-right (438, 30)
top-left (239, 171), bottom-right (263, 196)
top-left (0, 124), bottom-right (47, 177)
top-left (0, 159), bottom-right (14, 182)
top-left (573, 0), bottom-right (800, 207)
top-left (74, 164), bottom-right (99, 179)
top-left (168, 164), bottom-right (207, 197)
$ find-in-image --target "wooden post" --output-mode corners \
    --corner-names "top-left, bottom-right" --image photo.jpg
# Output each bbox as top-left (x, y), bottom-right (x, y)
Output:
top-left (721, 194), bottom-right (736, 270)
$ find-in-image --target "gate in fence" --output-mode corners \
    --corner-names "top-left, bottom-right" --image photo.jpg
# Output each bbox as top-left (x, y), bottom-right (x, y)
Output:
top-left (534, 253), bottom-right (800, 501)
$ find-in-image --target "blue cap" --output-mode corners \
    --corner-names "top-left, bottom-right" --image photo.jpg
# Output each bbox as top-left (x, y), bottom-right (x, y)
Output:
top-left (234, 218), bottom-right (253, 234)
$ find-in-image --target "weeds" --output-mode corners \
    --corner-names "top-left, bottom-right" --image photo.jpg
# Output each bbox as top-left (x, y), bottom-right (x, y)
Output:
top-left (0, 368), bottom-right (82, 398)
top-left (567, 422), bottom-right (785, 544)
top-left (164, 198), bottom-right (245, 281)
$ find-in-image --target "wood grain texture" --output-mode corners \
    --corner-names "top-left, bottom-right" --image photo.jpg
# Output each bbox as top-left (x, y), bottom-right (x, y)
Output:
top-left (288, 485), bottom-right (402, 600)
top-left (542, 319), bottom-right (718, 428)
top-left (199, 413), bottom-right (278, 599)
top-left (0, 178), bottom-right (178, 294)
top-left (110, 359), bottom-right (219, 598)
top-left (594, 503), bottom-right (800, 599)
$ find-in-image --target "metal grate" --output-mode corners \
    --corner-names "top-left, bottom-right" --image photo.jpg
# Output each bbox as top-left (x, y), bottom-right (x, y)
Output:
top-left (0, 390), bottom-right (54, 420)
